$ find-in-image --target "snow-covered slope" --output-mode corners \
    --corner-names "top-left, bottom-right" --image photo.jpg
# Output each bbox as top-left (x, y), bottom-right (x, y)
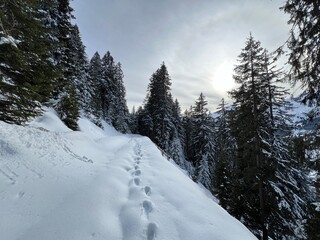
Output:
top-left (0, 110), bottom-right (256, 240)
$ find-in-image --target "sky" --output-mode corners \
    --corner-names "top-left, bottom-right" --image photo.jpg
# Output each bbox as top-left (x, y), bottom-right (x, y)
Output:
top-left (71, 0), bottom-right (293, 111)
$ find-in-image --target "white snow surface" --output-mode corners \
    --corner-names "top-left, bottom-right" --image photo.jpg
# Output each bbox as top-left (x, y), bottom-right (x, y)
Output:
top-left (0, 110), bottom-right (256, 240)
top-left (0, 35), bottom-right (20, 47)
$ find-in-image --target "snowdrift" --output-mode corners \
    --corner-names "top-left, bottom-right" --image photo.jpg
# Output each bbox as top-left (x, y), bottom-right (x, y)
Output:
top-left (0, 110), bottom-right (256, 240)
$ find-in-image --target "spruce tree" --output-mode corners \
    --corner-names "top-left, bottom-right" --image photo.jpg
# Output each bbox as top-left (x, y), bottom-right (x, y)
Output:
top-left (182, 106), bottom-right (196, 165)
top-left (49, 0), bottom-right (79, 130)
top-left (212, 99), bottom-right (235, 209)
top-left (143, 62), bottom-right (175, 150)
top-left (191, 93), bottom-right (215, 188)
top-left (88, 52), bottom-right (103, 125)
top-left (70, 25), bottom-right (90, 115)
top-left (111, 62), bottom-right (130, 133)
top-left (0, 0), bottom-right (56, 124)
top-left (281, 0), bottom-right (320, 106)
top-left (138, 63), bottom-right (188, 170)
top-left (100, 52), bottom-right (130, 132)
top-left (167, 98), bottom-right (190, 171)
top-left (281, 2), bottom-right (320, 237)
top-left (229, 34), bottom-right (308, 239)
top-left (100, 51), bottom-right (115, 122)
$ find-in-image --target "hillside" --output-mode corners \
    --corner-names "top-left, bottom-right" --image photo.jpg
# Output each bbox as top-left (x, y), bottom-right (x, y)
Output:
top-left (0, 109), bottom-right (256, 240)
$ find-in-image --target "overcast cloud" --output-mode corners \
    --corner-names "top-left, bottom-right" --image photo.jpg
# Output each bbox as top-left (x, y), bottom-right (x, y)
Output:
top-left (71, 0), bottom-right (291, 111)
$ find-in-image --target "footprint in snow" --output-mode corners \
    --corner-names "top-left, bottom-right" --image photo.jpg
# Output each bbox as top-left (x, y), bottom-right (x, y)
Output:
top-left (147, 222), bottom-right (157, 240)
top-left (134, 165), bottom-right (139, 170)
top-left (123, 166), bottom-right (131, 172)
top-left (142, 200), bottom-right (153, 218)
top-left (134, 177), bottom-right (140, 186)
top-left (134, 169), bottom-right (141, 176)
top-left (144, 186), bottom-right (151, 196)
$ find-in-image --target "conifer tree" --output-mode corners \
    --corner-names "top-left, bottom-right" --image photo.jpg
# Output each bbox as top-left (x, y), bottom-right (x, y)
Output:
top-left (212, 99), bottom-right (235, 209)
top-left (281, 0), bottom-right (320, 106)
top-left (45, 0), bottom-right (79, 130)
top-left (70, 25), bottom-right (90, 114)
top-left (229, 34), bottom-right (307, 239)
top-left (167, 98), bottom-right (190, 170)
top-left (182, 106), bottom-right (196, 163)
top-left (100, 51), bottom-right (115, 121)
top-left (138, 63), bottom-right (189, 169)
top-left (281, 2), bottom-right (320, 237)
top-left (112, 62), bottom-right (130, 133)
top-left (88, 52), bottom-right (103, 124)
top-left (0, 0), bottom-right (56, 124)
top-left (191, 93), bottom-right (215, 188)
top-left (100, 52), bottom-right (130, 132)
top-left (143, 62), bottom-right (175, 150)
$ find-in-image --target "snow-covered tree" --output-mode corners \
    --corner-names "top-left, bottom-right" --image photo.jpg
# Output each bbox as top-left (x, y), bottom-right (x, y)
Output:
top-left (0, 0), bottom-right (57, 124)
top-left (137, 63), bottom-right (189, 170)
top-left (88, 52), bottom-right (103, 125)
top-left (100, 52), bottom-right (130, 132)
top-left (212, 99), bottom-right (235, 209)
top-left (143, 63), bottom-right (175, 150)
top-left (190, 93), bottom-right (215, 188)
top-left (70, 25), bottom-right (91, 114)
top-left (229, 34), bottom-right (307, 239)
top-left (281, 0), bottom-right (320, 106)
top-left (45, 0), bottom-right (80, 130)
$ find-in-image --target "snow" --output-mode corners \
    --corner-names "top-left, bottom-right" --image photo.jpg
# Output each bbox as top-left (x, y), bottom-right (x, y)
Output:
top-left (0, 35), bottom-right (20, 47)
top-left (287, 98), bottom-right (313, 124)
top-left (0, 109), bottom-right (256, 240)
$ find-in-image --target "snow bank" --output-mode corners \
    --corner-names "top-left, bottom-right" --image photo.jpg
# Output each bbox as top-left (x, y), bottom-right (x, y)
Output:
top-left (0, 110), bottom-right (256, 240)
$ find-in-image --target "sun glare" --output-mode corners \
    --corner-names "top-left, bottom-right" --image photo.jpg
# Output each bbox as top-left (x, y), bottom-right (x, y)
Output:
top-left (211, 61), bottom-right (235, 93)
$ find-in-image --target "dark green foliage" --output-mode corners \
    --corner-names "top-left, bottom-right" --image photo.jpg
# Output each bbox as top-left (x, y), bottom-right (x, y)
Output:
top-left (0, 0), bottom-right (56, 124)
top-left (70, 25), bottom-right (90, 113)
top-left (143, 63), bottom-right (175, 149)
top-left (229, 34), bottom-right (307, 239)
top-left (45, 0), bottom-right (80, 130)
top-left (137, 63), bottom-right (188, 170)
top-left (212, 99), bottom-right (235, 209)
top-left (281, 2), bottom-right (320, 237)
top-left (304, 132), bottom-right (320, 239)
top-left (88, 52), bottom-right (103, 125)
top-left (98, 52), bottom-right (130, 132)
top-left (281, 0), bottom-right (320, 105)
top-left (191, 93), bottom-right (215, 188)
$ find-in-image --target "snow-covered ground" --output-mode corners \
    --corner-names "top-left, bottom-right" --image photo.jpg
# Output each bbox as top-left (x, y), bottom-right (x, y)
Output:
top-left (0, 109), bottom-right (256, 240)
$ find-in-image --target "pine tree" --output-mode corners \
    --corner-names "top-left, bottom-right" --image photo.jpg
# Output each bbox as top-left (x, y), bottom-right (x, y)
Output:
top-left (49, 0), bottom-right (79, 130)
top-left (182, 106), bottom-right (196, 164)
top-left (88, 52), bottom-right (103, 124)
top-left (281, 2), bottom-right (320, 237)
top-left (191, 93), bottom-right (215, 188)
top-left (138, 63), bottom-right (189, 170)
top-left (167, 98), bottom-right (190, 171)
top-left (111, 62), bottom-right (130, 133)
top-left (0, 0), bottom-right (56, 124)
top-left (229, 34), bottom-right (307, 239)
top-left (136, 105), bottom-right (153, 138)
top-left (212, 99), bottom-right (235, 209)
top-left (281, 0), bottom-right (320, 106)
top-left (70, 25), bottom-right (90, 115)
top-left (143, 62), bottom-right (175, 150)
top-left (100, 52), bottom-right (130, 132)
top-left (100, 51), bottom-right (115, 122)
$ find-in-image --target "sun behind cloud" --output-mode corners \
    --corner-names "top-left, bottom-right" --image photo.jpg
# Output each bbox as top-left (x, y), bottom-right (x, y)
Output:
top-left (211, 61), bottom-right (235, 94)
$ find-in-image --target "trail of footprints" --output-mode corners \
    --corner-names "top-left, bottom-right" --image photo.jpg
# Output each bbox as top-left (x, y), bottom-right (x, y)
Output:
top-left (132, 142), bottom-right (158, 240)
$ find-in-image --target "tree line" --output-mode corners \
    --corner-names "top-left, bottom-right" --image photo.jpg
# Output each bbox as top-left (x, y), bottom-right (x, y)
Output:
top-left (0, 0), bottom-right (319, 239)
top-left (0, 0), bottom-right (130, 132)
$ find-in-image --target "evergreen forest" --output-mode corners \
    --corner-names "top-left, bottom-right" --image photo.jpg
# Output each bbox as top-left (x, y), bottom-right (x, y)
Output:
top-left (0, 0), bottom-right (319, 239)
